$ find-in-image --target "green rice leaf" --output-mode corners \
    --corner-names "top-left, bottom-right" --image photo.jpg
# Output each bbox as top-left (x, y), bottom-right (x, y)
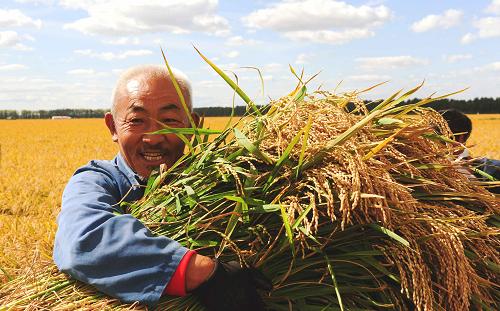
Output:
top-left (234, 128), bottom-right (273, 164)
top-left (160, 48), bottom-right (201, 144)
top-left (323, 254), bottom-right (345, 311)
top-left (369, 224), bottom-right (410, 247)
top-left (280, 204), bottom-right (295, 254)
top-left (193, 45), bottom-right (261, 116)
top-left (151, 127), bottom-right (221, 135)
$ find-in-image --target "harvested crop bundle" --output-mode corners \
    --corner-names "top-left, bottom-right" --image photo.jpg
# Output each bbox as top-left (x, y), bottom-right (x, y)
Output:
top-left (1, 53), bottom-right (499, 310)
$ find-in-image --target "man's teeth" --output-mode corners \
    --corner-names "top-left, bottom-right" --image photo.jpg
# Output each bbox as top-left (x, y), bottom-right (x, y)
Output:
top-left (143, 153), bottom-right (164, 161)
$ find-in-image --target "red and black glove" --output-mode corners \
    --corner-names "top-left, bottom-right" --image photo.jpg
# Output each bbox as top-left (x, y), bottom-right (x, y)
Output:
top-left (192, 259), bottom-right (272, 311)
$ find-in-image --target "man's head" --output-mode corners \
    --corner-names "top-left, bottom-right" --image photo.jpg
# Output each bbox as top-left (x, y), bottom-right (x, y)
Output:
top-left (439, 109), bottom-right (472, 144)
top-left (105, 65), bottom-right (199, 178)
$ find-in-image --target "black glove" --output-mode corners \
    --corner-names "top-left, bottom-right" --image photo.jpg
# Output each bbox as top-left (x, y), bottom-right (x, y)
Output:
top-left (192, 259), bottom-right (272, 311)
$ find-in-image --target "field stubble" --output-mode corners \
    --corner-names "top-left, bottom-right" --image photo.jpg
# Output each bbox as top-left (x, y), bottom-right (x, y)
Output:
top-left (0, 115), bottom-right (498, 283)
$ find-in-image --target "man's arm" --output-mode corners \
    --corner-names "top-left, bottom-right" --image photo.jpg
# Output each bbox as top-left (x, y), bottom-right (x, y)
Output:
top-left (53, 167), bottom-right (212, 306)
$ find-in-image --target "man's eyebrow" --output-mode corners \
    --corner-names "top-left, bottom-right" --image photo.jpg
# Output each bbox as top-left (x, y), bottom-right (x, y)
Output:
top-left (126, 103), bottom-right (179, 113)
top-left (127, 103), bottom-right (146, 113)
top-left (159, 103), bottom-right (180, 112)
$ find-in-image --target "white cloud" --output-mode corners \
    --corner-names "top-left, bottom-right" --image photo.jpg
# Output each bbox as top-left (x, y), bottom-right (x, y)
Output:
top-left (0, 31), bottom-right (34, 50)
top-left (443, 54), bottom-right (472, 63)
top-left (461, 33), bottom-right (475, 44)
top-left (263, 63), bottom-right (283, 73)
top-left (225, 50), bottom-right (239, 58)
top-left (475, 61), bottom-right (500, 72)
top-left (243, 0), bottom-right (391, 44)
top-left (0, 76), bottom-right (113, 110)
top-left (411, 9), bottom-right (463, 33)
top-left (0, 9), bottom-right (42, 28)
top-left (486, 0), bottom-right (500, 14)
top-left (285, 28), bottom-right (374, 44)
top-left (295, 53), bottom-right (314, 64)
top-left (462, 16), bottom-right (500, 43)
top-left (74, 49), bottom-right (153, 60)
top-left (473, 17), bottom-right (500, 38)
top-left (224, 35), bottom-right (261, 46)
top-left (346, 74), bottom-right (391, 82)
top-left (0, 64), bottom-right (28, 71)
top-left (63, 0), bottom-right (230, 37)
top-left (67, 68), bottom-right (96, 75)
top-left (356, 56), bottom-right (429, 70)
top-left (102, 37), bottom-right (141, 45)
top-left (15, 0), bottom-right (55, 5)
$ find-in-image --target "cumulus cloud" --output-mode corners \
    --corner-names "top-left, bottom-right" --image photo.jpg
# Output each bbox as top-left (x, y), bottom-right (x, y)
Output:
top-left (411, 9), bottom-right (462, 33)
top-left (443, 54), bottom-right (472, 63)
top-left (0, 64), bottom-right (28, 71)
top-left (346, 74), bottom-right (391, 82)
top-left (285, 28), bottom-right (374, 44)
top-left (62, 0), bottom-right (230, 37)
top-left (0, 31), bottom-right (34, 50)
top-left (102, 37), bottom-right (141, 45)
top-left (74, 49), bottom-right (153, 60)
top-left (0, 8), bottom-right (42, 28)
top-left (486, 0), bottom-right (500, 14)
top-left (225, 50), bottom-right (239, 58)
top-left (475, 61), bottom-right (500, 72)
top-left (15, 0), bottom-right (55, 5)
top-left (461, 16), bottom-right (500, 44)
top-left (473, 17), bottom-right (500, 37)
top-left (224, 36), bottom-right (261, 46)
top-left (242, 0), bottom-right (391, 44)
top-left (67, 68), bottom-right (96, 75)
top-left (295, 53), bottom-right (314, 65)
top-left (356, 56), bottom-right (429, 70)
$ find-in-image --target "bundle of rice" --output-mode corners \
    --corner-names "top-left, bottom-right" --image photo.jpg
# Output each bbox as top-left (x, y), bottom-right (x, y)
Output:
top-left (1, 51), bottom-right (499, 310)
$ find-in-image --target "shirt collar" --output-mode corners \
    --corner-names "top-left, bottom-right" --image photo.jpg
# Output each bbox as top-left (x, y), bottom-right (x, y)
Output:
top-left (115, 152), bottom-right (147, 186)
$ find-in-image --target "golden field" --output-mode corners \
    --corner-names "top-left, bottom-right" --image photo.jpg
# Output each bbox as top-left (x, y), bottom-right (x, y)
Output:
top-left (0, 115), bottom-right (498, 283)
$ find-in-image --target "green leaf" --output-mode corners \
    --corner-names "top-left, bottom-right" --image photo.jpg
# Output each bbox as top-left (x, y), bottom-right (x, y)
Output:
top-left (224, 195), bottom-right (250, 223)
top-left (160, 48), bottom-right (201, 144)
top-left (193, 45), bottom-right (261, 116)
top-left (323, 254), bottom-right (345, 311)
top-left (376, 117), bottom-right (403, 125)
top-left (292, 201), bottom-right (314, 229)
top-left (280, 204), bottom-right (295, 254)
top-left (294, 85), bottom-right (307, 101)
top-left (151, 127), bottom-right (221, 135)
top-left (233, 128), bottom-right (273, 164)
top-left (188, 238), bottom-right (218, 248)
top-left (369, 224), bottom-right (410, 247)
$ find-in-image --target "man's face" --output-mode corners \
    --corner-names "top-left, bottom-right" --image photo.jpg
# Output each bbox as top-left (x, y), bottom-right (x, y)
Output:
top-left (105, 73), bottom-right (197, 178)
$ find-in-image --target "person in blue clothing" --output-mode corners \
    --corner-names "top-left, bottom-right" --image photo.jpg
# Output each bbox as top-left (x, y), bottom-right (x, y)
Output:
top-left (53, 65), bottom-right (270, 310)
top-left (440, 109), bottom-right (500, 193)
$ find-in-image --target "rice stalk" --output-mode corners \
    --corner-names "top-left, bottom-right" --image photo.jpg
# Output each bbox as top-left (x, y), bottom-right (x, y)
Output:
top-left (1, 52), bottom-right (498, 311)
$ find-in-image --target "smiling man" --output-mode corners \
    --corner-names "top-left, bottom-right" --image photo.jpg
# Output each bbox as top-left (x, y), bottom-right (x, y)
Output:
top-left (53, 65), bottom-right (269, 310)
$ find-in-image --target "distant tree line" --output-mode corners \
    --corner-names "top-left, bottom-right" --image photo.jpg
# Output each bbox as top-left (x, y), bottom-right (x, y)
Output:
top-left (1, 97), bottom-right (499, 119)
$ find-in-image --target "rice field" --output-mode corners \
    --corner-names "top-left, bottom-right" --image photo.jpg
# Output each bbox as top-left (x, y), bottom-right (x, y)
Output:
top-left (0, 114), bottom-right (498, 284)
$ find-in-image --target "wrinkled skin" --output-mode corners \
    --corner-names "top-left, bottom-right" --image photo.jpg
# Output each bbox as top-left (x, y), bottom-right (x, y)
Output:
top-left (105, 73), bottom-right (199, 178)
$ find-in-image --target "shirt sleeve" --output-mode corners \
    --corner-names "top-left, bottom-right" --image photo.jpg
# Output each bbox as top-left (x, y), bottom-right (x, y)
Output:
top-left (53, 167), bottom-right (190, 306)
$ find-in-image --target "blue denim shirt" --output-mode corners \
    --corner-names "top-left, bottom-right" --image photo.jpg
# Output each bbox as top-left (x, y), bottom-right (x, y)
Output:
top-left (53, 153), bottom-right (189, 306)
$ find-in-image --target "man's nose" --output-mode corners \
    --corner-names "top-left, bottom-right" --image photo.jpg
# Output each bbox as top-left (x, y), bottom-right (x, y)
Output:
top-left (142, 120), bottom-right (166, 145)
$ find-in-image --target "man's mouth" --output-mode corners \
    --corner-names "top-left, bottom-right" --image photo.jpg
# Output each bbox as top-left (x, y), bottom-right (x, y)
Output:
top-left (141, 151), bottom-right (166, 162)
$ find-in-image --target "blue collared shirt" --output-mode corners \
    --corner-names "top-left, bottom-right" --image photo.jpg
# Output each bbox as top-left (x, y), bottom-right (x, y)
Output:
top-left (53, 153), bottom-right (189, 306)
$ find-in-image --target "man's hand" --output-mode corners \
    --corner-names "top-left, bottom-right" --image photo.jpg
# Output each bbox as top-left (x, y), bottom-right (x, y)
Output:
top-left (192, 259), bottom-right (272, 311)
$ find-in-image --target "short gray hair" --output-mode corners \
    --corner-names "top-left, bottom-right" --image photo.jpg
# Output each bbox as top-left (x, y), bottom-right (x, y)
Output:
top-left (111, 64), bottom-right (193, 117)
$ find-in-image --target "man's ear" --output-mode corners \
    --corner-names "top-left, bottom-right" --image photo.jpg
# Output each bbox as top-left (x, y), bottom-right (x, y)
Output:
top-left (105, 112), bottom-right (119, 142)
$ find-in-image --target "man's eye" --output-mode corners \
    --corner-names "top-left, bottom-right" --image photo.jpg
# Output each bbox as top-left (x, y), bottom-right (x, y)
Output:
top-left (162, 118), bottom-right (179, 124)
top-left (129, 118), bottom-right (144, 124)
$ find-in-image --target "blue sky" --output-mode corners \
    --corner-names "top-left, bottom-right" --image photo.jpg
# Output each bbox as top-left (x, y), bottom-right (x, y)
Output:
top-left (1, 0), bottom-right (499, 111)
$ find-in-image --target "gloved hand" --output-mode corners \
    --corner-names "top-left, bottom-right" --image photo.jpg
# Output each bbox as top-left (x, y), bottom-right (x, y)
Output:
top-left (192, 259), bottom-right (272, 311)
